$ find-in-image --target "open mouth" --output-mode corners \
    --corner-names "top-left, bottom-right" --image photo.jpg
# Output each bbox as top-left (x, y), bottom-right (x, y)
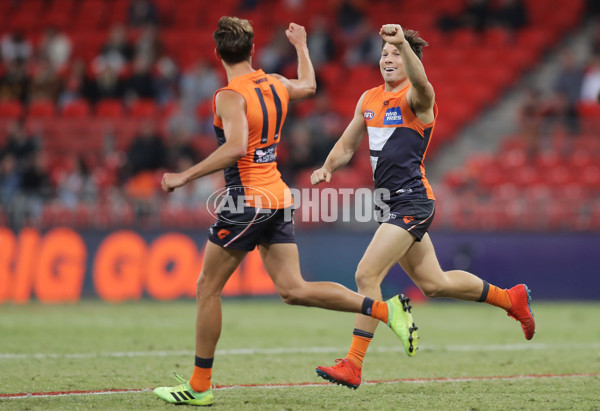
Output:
top-left (384, 67), bottom-right (396, 73)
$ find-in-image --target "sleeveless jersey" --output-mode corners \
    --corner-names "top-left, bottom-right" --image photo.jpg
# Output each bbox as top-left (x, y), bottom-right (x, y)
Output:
top-left (361, 84), bottom-right (437, 201)
top-left (213, 69), bottom-right (291, 209)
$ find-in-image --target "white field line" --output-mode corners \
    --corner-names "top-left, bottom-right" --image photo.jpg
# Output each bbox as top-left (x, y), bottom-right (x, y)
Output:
top-left (1, 373), bottom-right (598, 400)
top-left (1, 342), bottom-right (600, 360)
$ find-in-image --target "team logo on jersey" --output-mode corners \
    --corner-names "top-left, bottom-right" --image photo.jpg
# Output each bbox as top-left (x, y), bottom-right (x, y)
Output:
top-left (217, 229), bottom-right (231, 239)
top-left (364, 110), bottom-right (375, 120)
top-left (254, 143), bottom-right (278, 163)
top-left (384, 107), bottom-right (403, 125)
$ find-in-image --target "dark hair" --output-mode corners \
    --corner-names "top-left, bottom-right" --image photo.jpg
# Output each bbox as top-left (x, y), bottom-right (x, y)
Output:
top-left (382, 29), bottom-right (428, 60)
top-left (213, 16), bottom-right (254, 64)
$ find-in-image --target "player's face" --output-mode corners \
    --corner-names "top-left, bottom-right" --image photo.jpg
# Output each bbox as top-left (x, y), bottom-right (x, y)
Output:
top-left (380, 42), bottom-right (406, 83)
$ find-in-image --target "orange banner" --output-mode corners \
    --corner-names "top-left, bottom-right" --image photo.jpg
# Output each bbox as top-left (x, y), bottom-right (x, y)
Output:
top-left (0, 228), bottom-right (275, 303)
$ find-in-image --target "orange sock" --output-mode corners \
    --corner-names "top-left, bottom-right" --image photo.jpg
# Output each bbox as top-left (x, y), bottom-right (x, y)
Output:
top-left (189, 356), bottom-right (213, 392)
top-left (369, 300), bottom-right (389, 323)
top-left (479, 281), bottom-right (511, 310)
top-left (346, 329), bottom-right (374, 367)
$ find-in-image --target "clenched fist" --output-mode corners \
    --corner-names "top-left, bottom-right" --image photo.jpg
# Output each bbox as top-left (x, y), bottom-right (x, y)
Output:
top-left (380, 24), bottom-right (405, 46)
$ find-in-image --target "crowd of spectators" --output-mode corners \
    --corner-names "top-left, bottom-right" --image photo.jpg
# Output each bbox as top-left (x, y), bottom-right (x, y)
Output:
top-left (517, 20), bottom-right (600, 156)
top-left (0, 0), bottom-right (594, 229)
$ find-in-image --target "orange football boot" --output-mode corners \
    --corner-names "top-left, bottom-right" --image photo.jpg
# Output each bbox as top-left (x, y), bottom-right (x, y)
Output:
top-left (506, 284), bottom-right (536, 340)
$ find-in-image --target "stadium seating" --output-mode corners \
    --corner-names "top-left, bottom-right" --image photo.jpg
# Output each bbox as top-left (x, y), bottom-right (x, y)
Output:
top-left (0, 0), bottom-right (589, 230)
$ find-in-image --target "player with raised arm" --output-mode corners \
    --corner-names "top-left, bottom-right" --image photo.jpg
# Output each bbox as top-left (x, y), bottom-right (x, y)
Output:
top-left (312, 24), bottom-right (535, 389)
top-left (152, 17), bottom-right (417, 406)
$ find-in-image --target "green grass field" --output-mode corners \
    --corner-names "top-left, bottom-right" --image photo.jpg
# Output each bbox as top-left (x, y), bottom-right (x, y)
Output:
top-left (1, 299), bottom-right (599, 410)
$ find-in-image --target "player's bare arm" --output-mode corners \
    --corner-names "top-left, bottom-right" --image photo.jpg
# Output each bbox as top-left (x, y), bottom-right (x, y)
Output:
top-left (270, 22), bottom-right (316, 101)
top-left (161, 90), bottom-right (248, 192)
top-left (311, 93), bottom-right (368, 185)
top-left (380, 24), bottom-right (435, 123)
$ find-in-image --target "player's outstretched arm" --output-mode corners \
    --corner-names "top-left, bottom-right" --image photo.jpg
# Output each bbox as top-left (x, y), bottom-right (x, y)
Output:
top-left (311, 93), bottom-right (368, 185)
top-left (270, 22), bottom-right (316, 101)
top-left (161, 90), bottom-right (248, 192)
top-left (380, 24), bottom-right (435, 121)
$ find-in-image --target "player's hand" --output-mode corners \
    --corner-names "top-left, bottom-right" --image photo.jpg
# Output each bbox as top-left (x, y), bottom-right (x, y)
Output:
top-left (161, 172), bottom-right (186, 192)
top-left (285, 23), bottom-right (307, 48)
top-left (380, 24), bottom-right (405, 46)
top-left (310, 167), bottom-right (331, 185)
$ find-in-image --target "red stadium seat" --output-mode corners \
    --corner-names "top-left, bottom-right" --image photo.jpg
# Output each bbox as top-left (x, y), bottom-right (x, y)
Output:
top-left (28, 100), bottom-right (56, 118)
top-left (0, 101), bottom-right (24, 118)
top-left (96, 100), bottom-right (125, 118)
top-left (130, 99), bottom-right (159, 118)
top-left (61, 100), bottom-right (91, 118)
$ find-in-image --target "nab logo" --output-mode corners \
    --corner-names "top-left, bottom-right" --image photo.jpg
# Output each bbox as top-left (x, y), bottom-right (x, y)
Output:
top-left (384, 107), bottom-right (403, 125)
top-left (403, 216), bottom-right (415, 224)
top-left (217, 229), bottom-right (231, 239)
top-left (364, 110), bottom-right (375, 120)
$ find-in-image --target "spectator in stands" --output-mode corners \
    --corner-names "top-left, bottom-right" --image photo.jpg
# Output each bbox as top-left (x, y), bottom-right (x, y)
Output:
top-left (38, 27), bottom-right (72, 71)
top-left (590, 24), bottom-right (600, 57)
top-left (57, 155), bottom-right (98, 210)
top-left (258, 27), bottom-right (296, 74)
top-left (154, 55), bottom-right (179, 104)
top-left (127, 0), bottom-right (159, 27)
top-left (437, 0), bottom-right (491, 33)
top-left (0, 154), bottom-right (20, 207)
top-left (0, 32), bottom-right (32, 63)
top-left (19, 152), bottom-right (53, 223)
top-left (580, 55), bottom-right (600, 103)
top-left (553, 51), bottom-right (583, 133)
top-left (164, 123), bottom-right (198, 172)
top-left (308, 16), bottom-right (337, 69)
top-left (88, 61), bottom-right (126, 103)
top-left (100, 24), bottom-right (135, 73)
top-left (493, 0), bottom-right (528, 32)
top-left (285, 123), bottom-right (318, 183)
top-left (0, 60), bottom-right (30, 102)
top-left (123, 121), bottom-right (166, 178)
top-left (518, 88), bottom-right (544, 156)
top-left (125, 55), bottom-right (156, 100)
top-left (345, 21), bottom-right (382, 66)
top-left (2, 121), bottom-right (38, 165)
top-left (306, 92), bottom-right (346, 163)
top-left (58, 58), bottom-right (94, 106)
top-left (134, 24), bottom-right (163, 63)
top-left (585, 0), bottom-right (600, 19)
top-left (336, 0), bottom-right (365, 35)
top-left (179, 61), bottom-right (221, 115)
top-left (28, 58), bottom-right (63, 102)
top-left (165, 155), bottom-right (220, 209)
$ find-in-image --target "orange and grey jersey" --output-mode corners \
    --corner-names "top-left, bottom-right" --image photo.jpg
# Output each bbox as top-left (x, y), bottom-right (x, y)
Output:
top-left (361, 84), bottom-right (437, 201)
top-left (213, 69), bottom-right (291, 209)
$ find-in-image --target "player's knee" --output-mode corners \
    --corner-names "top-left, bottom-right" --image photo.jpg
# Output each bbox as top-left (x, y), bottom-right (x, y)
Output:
top-left (277, 284), bottom-right (307, 306)
top-left (354, 264), bottom-right (379, 291)
top-left (419, 278), bottom-right (450, 298)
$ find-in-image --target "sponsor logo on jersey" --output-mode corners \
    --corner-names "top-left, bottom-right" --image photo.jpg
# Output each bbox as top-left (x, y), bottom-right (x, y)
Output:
top-left (364, 110), bottom-right (375, 120)
top-left (384, 107), bottom-right (403, 125)
top-left (254, 143), bottom-right (278, 163)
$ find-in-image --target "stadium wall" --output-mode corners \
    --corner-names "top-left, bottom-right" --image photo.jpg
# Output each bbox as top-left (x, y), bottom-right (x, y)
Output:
top-left (0, 227), bottom-right (597, 303)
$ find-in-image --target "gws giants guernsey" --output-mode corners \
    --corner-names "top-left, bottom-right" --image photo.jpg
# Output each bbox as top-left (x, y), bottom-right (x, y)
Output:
top-left (213, 69), bottom-right (291, 209)
top-left (361, 84), bottom-right (437, 201)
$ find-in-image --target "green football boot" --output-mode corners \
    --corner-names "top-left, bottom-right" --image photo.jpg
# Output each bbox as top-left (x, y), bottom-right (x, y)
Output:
top-left (153, 372), bottom-right (214, 406)
top-left (385, 294), bottom-right (419, 356)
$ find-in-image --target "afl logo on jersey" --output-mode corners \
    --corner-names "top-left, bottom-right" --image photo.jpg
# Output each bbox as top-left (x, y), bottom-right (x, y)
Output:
top-left (364, 110), bottom-right (375, 120)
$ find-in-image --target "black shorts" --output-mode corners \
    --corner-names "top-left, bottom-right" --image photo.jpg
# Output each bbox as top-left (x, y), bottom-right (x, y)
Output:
top-left (207, 207), bottom-right (296, 251)
top-left (379, 199), bottom-right (435, 241)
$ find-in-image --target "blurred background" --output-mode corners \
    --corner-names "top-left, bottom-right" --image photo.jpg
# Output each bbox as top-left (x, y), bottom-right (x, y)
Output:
top-left (0, 0), bottom-right (599, 303)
